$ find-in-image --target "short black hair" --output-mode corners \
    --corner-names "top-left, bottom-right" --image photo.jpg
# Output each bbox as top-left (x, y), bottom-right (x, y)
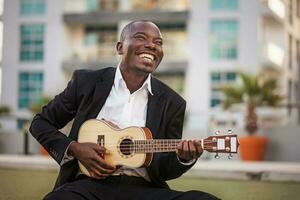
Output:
top-left (119, 20), bottom-right (156, 41)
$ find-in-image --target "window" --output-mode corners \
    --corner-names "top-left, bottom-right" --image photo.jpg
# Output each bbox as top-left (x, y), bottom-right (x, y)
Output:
top-left (211, 98), bottom-right (221, 107)
top-left (131, 0), bottom-right (189, 11)
top-left (17, 119), bottom-right (27, 130)
top-left (18, 72), bottom-right (43, 109)
top-left (211, 71), bottom-right (237, 84)
top-left (210, 0), bottom-right (239, 10)
top-left (86, 0), bottom-right (118, 11)
top-left (160, 24), bottom-right (187, 60)
top-left (226, 72), bottom-right (236, 81)
top-left (87, 0), bottom-right (99, 11)
top-left (20, 0), bottom-right (45, 16)
top-left (210, 71), bottom-right (237, 107)
top-left (211, 72), bottom-right (221, 82)
top-left (210, 20), bottom-right (238, 60)
top-left (84, 26), bottom-right (117, 60)
top-left (20, 24), bottom-right (44, 62)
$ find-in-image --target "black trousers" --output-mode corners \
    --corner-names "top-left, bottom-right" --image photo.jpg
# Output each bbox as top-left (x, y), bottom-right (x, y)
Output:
top-left (44, 175), bottom-right (220, 200)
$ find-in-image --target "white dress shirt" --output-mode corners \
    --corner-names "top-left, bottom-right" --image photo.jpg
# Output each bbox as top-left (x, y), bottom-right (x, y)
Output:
top-left (96, 67), bottom-right (152, 181)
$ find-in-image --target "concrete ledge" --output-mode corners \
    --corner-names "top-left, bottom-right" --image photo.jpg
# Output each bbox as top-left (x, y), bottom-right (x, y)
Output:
top-left (1, 155), bottom-right (300, 182)
top-left (0, 154), bottom-right (58, 171)
top-left (187, 161), bottom-right (300, 182)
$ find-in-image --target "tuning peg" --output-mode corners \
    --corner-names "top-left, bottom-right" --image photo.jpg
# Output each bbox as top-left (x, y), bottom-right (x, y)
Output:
top-left (228, 153), bottom-right (232, 159)
top-left (215, 130), bottom-right (220, 135)
top-left (214, 153), bottom-right (220, 159)
top-left (227, 129), bottom-right (233, 134)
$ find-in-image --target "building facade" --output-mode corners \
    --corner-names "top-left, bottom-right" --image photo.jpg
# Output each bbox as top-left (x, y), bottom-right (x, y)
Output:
top-left (1, 0), bottom-right (300, 141)
top-left (186, 0), bottom-right (300, 138)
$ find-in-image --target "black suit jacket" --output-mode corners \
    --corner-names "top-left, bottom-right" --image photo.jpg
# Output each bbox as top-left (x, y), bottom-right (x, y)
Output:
top-left (30, 67), bottom-right (195, 189)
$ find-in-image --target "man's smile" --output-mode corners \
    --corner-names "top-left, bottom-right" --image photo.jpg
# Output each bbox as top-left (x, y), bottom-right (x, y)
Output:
top-left (139, 53), bottom-right (155, 61)
top-left (137, 52), bottom-right (157, 65)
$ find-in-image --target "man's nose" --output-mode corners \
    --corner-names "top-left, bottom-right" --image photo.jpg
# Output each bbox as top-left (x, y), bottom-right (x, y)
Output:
top-left (144, 40), bottom-right (156, 50)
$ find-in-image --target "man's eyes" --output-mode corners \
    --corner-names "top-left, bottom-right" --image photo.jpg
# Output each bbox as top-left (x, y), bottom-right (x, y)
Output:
top-left (155, 40), bottom-right (163, 46)
top-left (134, 35), bottom-right (163, 45)
top-left (135, 35), bottom-right (146, 40)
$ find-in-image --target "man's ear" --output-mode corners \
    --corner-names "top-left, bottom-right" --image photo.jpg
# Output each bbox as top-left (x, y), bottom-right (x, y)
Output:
top-left (116, 42), bottom-right (123, 55)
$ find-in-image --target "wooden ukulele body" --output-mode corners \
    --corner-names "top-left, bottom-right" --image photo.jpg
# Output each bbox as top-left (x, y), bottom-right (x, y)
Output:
top-left (78, 119), bottom-right (153, 176)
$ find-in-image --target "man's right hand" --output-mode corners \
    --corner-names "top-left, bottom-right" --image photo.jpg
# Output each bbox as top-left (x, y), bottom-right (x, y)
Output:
top-left (68, 142), bottom-right (117, 179)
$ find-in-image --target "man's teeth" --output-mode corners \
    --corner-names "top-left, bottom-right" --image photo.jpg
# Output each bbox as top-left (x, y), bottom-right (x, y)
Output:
top-left (139, 54), bottom-right (154, 61)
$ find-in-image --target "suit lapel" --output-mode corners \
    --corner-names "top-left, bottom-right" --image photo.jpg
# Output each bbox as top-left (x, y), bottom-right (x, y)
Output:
top-left (84, 70), bottom-right (165, 139)
top-left (87, 68), bottom-right (116, 119)
top-left (146, 77), bottom-right (166, 139)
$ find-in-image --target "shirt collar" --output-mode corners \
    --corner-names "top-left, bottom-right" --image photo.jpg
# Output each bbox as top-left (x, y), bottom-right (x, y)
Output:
top-left (115, 66), bottom-right (153, 95)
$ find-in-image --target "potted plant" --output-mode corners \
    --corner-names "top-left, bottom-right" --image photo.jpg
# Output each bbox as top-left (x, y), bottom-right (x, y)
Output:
top-left (221, 72), bottom-right (283, 161)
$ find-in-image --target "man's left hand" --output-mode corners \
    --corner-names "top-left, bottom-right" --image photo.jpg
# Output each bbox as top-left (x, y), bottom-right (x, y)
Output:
top-left (177, 140), bottom-right (203, 162)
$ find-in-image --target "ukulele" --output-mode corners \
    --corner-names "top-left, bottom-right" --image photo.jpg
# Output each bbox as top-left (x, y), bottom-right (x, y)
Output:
top-left (77, 119), bottom-right (239, 176)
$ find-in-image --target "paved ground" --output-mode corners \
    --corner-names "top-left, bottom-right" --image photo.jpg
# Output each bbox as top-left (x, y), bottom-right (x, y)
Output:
top-left (1, 154), bottom-right (300, 182)
top-left (1, 155), bottom-right (300, 200)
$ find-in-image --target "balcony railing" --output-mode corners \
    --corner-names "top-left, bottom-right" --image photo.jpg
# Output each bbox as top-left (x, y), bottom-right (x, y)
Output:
top-left (64, 0), bottom-right (189, 14)
top-left (261, 42), bottom-right (284, 68)
top-left (260, 0), bottom-right (286, 22)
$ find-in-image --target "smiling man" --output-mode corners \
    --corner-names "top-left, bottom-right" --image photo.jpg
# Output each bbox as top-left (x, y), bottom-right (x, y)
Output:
top-left (30, 20), bottom-right (219, 200)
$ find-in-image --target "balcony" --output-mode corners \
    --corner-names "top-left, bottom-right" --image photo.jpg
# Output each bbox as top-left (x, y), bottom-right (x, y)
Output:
top-left (261, 42), bottom-right (284, 69)
top-left (62, 58), bottom-right (187, 75)
top-left (63, 0), bottom-right (189, 26)
top-left (62, 27), bottom-right (188, 74)
top-left (260, 0), bottom-right (285, 23)
top-left (64, 0), bottom-right (189, 13)
top-left (63, 11), bottom-right (188, 26)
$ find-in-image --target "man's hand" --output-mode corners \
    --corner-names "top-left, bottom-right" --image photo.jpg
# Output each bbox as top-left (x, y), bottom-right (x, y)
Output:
top-left (68, 142), bottom-right (117, 179)
top-left (177, 140), bottom-right (203, 163)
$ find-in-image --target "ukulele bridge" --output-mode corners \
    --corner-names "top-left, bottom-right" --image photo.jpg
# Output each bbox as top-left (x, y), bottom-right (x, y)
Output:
top-left (97, 135), bottom-right (105, 158)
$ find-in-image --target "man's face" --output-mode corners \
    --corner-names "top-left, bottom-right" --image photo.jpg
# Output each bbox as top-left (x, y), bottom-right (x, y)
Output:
top-left (117, 22), bottom-right (164, 75)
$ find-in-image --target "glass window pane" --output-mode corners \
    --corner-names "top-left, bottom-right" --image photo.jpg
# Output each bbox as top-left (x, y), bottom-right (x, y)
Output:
top-left (210, 0), bottom-right (238, 10)
top-left (210, 71), bottom-right (236, 107)
top-left (211, 72), bottom-right (221, 82)
top-left (20, 24), bottom-right (44, 62)
top-left (211, 98), bottom-right (221, 107)
top-left (87, 0), bottom-right (99, 11)
top-left (210, 20), bottom-right (238, 60)
top-left (226, 72), bottom-right (236, 81)
top-left (18, 72), bottom-right (43, 109)
top-left (21, 0), bottom-right (45, 16)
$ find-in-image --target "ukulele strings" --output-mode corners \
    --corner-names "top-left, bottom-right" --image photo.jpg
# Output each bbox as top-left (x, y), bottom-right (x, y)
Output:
top-left (100, 141), bottom-right (219, 147)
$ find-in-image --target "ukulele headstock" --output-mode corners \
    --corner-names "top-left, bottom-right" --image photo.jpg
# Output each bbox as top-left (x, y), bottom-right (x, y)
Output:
top-left (203, 130), bottom-right (239, 159)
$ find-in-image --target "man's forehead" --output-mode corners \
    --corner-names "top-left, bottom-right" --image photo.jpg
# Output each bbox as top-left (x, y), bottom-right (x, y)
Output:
top-left (129, 21), bottom-right (162, 37)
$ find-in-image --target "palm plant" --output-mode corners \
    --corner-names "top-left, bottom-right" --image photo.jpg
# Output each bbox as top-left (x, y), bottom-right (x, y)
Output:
top-left (221, 72), bottom-right (283, 135)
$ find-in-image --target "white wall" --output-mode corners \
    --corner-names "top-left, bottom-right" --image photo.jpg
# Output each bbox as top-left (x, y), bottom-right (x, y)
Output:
top-left (1, 0), bottom-right (65, 130)
top-left (184, 0), bottom-right (210, 138)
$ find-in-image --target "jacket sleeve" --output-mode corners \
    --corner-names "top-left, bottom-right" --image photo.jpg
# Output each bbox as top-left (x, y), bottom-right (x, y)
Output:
top-left (148, 100), bottom-right (196, 181)
top-left (29, 70), bottom-right (79, 164)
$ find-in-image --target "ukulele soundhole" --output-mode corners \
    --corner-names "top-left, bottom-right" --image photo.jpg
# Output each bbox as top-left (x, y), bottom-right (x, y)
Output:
top-left (119, 138), bottom-right (134, 156)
